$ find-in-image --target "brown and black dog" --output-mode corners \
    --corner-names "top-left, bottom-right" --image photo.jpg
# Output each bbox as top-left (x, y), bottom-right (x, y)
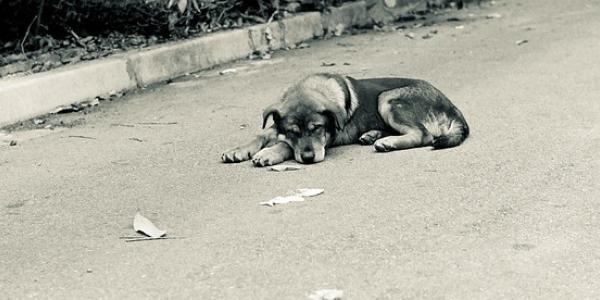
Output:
top-left (222, 73), bottom-right (469, 166)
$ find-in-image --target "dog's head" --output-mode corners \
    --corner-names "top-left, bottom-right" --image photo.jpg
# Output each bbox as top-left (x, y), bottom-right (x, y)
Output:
top-left (262, 74), bottom-right (356, 164)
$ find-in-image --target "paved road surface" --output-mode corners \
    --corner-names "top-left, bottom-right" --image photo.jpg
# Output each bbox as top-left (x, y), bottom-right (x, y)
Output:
top-left (2, 0), bottom-right (599, 298)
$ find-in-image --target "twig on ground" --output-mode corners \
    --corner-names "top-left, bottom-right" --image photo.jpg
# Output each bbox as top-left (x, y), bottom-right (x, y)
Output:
top-left (35, 0), bottom-right (45, 35)
top-left (20, 16), bottom-right (38, 56)
top-left (110, 122), bottom-right (177, 127)
top-left (122, 236), bottom-right (181, 242)
top-left (69, 30), bottom-right (87, 48)
top-left (136, 122), bottom-right (178, 126)
top-left (191, 0), bottom-right (201, 13)
top-left (68, 135), bottom-right (96, 139)
top-left (110, 123), bottom-right (135, 127)
top-left (266, 10), bottom-right (279, 25)
top-left (240, 13), bottom-right (266, 23)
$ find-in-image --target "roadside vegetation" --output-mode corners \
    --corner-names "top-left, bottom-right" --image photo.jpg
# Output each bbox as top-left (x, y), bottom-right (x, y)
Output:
top-left (0, 0), bottom-right (473, 77)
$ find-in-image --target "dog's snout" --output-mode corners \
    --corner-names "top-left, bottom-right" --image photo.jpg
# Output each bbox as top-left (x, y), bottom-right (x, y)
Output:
top-left (300, 151), bottom-right (315, 163)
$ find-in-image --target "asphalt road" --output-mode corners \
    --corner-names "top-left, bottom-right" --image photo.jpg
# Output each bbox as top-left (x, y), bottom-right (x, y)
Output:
top-left (2, 0), bottom-right (600, 298)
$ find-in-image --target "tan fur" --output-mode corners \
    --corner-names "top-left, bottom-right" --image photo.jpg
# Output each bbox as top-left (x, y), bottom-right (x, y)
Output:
top-left (298, 75), bottom-right (347, 109)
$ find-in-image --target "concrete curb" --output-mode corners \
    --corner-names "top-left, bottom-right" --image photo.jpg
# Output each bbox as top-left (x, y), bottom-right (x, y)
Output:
top-left (0, 1), bottom-right (371, 127)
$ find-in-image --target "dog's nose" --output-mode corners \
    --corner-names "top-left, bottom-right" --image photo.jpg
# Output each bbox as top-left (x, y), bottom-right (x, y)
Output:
top-left (301, 152), bottom-right (315, 163)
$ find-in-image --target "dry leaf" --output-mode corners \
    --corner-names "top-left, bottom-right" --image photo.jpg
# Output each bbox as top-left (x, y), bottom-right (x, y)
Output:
top-left (295, 188), bottom-right (324, 197)
top-left (219, 68), bottom-right (237, 75)
top-left (177, 0), bottom-right (188, 13)
top-left (334, 23), bottom-right (345, 36)
top-left (133, 212), bottom-right (166, 237)
top-left (516, 39), bottom-right (529, 46)
top-left (297, 43), bottom-right (310, 49)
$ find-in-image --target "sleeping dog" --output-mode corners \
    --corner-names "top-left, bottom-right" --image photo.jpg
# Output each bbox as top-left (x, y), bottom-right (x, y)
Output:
top-left (222, 73), bottom-right (469, 166)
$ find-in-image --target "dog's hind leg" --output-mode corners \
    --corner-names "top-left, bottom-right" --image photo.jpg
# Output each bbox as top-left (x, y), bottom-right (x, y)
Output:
top-left (374, 87), bottom-right (435, 152)
top-left (222, 126), bottom-right (278, 163)
top-left (251, 142), bottom-right (293, 167)
top-left (373, 128), bottom-right (430, 152)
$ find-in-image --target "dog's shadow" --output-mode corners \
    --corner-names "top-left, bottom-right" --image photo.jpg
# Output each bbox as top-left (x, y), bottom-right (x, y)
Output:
top-left (324, 143), bottom-right (438, 162)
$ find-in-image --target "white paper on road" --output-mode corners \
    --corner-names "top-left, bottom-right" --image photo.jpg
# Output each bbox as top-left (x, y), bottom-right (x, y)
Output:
top-left (268, 165), bottom-right (303, 172)
top-left (260, 194), bottom-right (305, 207)
top-left (133, 212), bottom-right (166, 238)
top-left (308, 289), bottom-right (343, 300)
top-left (260, 188), bottom-right (324, 207)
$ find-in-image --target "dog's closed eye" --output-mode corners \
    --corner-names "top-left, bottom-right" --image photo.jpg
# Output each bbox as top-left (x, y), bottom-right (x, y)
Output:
top-left (308, 124), bottom-right (323, 131)
top-left (285, 126), bottom-right (301, 136)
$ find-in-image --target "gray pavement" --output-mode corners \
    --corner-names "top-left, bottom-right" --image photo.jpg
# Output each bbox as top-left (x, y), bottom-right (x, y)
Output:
top-left (2, 0), bottom-right (600, 298)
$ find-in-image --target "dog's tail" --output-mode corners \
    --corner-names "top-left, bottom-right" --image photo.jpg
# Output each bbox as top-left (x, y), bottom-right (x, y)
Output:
top-left (432, 120), bottom-right (469, 149)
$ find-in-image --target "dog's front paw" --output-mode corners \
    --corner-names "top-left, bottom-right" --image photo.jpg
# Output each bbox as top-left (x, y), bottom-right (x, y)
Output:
top-left (251, 147), bottom-right (287, 167)
top-left (359, 130), bottom-right (384, 145)
top-left (222, 147), bottom-right (255, 163)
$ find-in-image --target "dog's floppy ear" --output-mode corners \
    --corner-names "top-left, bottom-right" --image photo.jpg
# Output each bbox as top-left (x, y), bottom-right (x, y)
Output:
top-left (321, 101), bottom-right (346, 131)
top-left (262, 103), bottom-right (282, 129)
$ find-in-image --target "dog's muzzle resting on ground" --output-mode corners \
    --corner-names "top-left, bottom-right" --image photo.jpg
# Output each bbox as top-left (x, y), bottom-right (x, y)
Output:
top-left (222, 73), bottom-right (469, 166)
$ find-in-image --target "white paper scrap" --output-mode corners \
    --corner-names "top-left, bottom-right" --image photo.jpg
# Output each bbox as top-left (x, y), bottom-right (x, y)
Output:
top-left (308, 289), bottom-right (343, 300)
top-left (260, 195), bottom-right (305, 207)
top-left (133, 212), bottom-right (166, 238)
top-left (268, 165), bottom-right (302, 172)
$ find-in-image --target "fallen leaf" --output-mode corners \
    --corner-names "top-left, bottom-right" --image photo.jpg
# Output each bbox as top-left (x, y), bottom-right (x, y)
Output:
top-left (133, 212), bottom-right (166, 238)
top-left (264, 27), bottom-right (273, 42)
top-left (297, 42), bottom-right (310, 49)
top-left (513, 243), bottom-right (535, 250)
top-left (219, 68), bottom-right (237, 75)
top-left (295, 188), bottom-right (324, 197)
top-left (308, 289), bottom-right (343, 300)
top-left (516, 39), bottom-right (528, 46)
top-left (334, 23), bottom-right (345, 36)
top-left (269, 165), bottom-right (302, 172)
top-left (51, 105), bottom-right (77, 114)
top-left (177, 0), bottom-right (188, 13)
